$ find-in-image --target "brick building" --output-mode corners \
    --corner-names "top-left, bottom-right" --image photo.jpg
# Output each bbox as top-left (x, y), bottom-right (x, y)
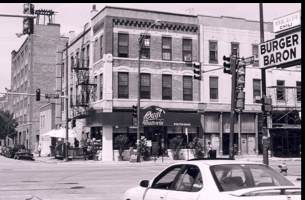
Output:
top-left (8, 22), bottom-right (67, 152)
top-left (62, 6), bottom-right (301, 161)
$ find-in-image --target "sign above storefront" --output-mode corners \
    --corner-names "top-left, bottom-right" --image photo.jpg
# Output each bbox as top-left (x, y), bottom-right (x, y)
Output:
top-left (273, 11), bottom-right (301, 33)
top-left (142, 106), bottom-right (166, 126)
top-left (258, 31), bottom-right (301, 69)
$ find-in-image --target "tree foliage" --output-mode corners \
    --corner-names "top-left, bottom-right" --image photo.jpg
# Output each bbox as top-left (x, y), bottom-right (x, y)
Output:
top-left (0, 109), bottom-right (18, 140)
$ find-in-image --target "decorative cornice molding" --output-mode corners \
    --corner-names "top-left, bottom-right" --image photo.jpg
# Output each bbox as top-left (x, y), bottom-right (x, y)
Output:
top-left (113, 18), bottom-right (198, 33)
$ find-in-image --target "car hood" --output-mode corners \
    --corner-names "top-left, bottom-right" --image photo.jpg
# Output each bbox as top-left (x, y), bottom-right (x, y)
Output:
top-left (228, 186), bottom-right (301, 197)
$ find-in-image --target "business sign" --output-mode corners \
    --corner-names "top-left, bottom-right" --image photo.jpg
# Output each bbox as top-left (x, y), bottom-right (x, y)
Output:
top-left (142, 106), bottom-right (166, 126)
top-left (258, 31), bottom-right (301, 69)
top-left (273, 11), bottom-right (301, 33)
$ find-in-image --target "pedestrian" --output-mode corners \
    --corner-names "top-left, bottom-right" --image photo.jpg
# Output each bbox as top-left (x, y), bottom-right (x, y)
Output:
top-left (74, 138), bottom-right (79, 148)
top-left (206, 142), bottom-right (212, 158)
top-left (83, 139), bottom-right (88, 160)
top-left (299, 144), bottom-right (301, 156)
top-left (38, 143), bottom-right (42, 157)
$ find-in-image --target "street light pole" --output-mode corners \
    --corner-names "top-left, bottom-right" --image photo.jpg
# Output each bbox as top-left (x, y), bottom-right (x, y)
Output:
top-left (136, 19), bottom-right (162, 162)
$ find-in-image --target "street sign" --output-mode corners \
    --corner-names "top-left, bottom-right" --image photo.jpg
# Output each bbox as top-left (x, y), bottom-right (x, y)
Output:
top-left (45, 94), bottom-right (59, 99)
top-left (258, 31), bottom-right (301, 69)
top-left (244, 56), bottom-right (255, 66)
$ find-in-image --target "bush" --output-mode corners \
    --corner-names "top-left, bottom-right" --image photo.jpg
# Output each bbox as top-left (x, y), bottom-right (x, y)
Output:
top-left (188, 137), bottom-right (205, 158)
top-left (114, 134), bottom-right (129, 157)
top-left (169, 136), bottom-right (183, 156)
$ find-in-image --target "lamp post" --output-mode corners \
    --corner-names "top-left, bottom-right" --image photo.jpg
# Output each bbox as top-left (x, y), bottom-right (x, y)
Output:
top-left (136, 19), bottom-right (162, 162)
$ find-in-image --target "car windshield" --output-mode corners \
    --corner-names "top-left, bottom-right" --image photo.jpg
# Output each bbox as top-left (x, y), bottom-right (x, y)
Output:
top-left (210, 164), bottom-right (293, 192)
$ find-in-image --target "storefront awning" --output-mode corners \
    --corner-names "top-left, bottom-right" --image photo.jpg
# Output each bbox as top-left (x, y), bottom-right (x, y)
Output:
top-left (86, 106), bottom-right (201, 127)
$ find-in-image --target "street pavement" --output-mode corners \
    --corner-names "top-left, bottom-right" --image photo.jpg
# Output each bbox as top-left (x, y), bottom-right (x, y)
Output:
top-left (32, 153), bottom-right (301, 186)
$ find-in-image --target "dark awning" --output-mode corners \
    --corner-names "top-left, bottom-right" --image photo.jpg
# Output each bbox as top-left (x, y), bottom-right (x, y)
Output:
top-left (86, 109), bottom-right (201, 127)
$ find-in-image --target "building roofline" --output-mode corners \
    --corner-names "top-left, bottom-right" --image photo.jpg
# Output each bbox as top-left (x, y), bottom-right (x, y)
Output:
top-left (198, 14), bottom-right (273, 24)
top-left (92, 5), bottom-right (197, 21)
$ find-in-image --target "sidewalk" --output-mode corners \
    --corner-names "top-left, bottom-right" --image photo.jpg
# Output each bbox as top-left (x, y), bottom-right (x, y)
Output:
top-left (33, 153), bottom-right (301, 164)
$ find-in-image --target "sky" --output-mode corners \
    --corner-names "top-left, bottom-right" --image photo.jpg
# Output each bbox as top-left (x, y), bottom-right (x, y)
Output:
top-left (0, 3), bottom-right (301, 95)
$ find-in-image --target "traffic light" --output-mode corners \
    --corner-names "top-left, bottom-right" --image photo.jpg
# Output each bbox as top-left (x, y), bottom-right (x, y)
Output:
top-left (236, 58), bottom-right (246, 90)
top-left (261, 96), bottom-right (272, 113)
top-left (223, 55), bottom-right (232, 74)
top-left (193, 62), bottom-right (201, 80)
top-left (132, 105), bottom-right (137, 117)
top-left (36, 88), bottom-right (40, 101)
top-left (235, 90), bottom-right (245, 111)
top-left (22, 3), bottom-right (34, 35)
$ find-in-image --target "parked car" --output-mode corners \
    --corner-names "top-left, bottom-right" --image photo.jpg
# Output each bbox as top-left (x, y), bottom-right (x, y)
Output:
top-left (6, 144), bottom-right (26, 158)
top-left (123, 159), bottom-right (301, 200)
top-left (14, 149), bottom-right (34, 160)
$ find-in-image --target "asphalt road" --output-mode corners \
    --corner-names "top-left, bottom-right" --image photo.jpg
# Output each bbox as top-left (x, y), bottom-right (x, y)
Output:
top-left (0, 155), bottom-right (301, 200)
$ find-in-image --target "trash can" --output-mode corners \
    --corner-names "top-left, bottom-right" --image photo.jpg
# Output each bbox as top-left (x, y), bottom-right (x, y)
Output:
top-left (210, 150), bottom-right (217, 158)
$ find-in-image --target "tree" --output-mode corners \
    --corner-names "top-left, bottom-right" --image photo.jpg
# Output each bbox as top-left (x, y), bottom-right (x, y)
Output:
top-left (0, 109), bottom-right (18, 144)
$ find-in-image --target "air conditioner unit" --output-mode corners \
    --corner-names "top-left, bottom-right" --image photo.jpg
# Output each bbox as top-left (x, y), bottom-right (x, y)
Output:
top-left (254, 96), bottom-right (261, 103)
top-left (184, 56), bottom-right (192, 62)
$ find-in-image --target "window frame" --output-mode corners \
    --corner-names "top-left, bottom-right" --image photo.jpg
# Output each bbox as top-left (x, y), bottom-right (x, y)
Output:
top-left (183, 38), bottom-right (192, 62)
top-left (140, 73), bottom-right (151, 99)
top-left (99, 74), bottom-right (103, 100)
top-left (276, 80), bottom-right (285, 101)
top-left (118, 33), bottom-right (129, 58)
top-left (183, 76), bottom-right (193, 101)
top-left (209, 40), bottom-right (218, 63)
top-left (140, 34), bottom-right (151, 59)
top-left (162, 37), bottom-right (172, 60)
top-left (231, 42), bottom-right (240, 58)
top-left (210, 76), bottom-right (219, 100)
top-left (253, 79), bottom-right (261, 102)
top-left (118, 72), bottom-right (129, 99)
top-left (162, 74), bottom-right (172, 100)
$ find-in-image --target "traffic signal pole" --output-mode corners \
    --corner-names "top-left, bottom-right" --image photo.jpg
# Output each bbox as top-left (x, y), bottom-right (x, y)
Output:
top-left (229, 51), bottom-right (237, 159)
top-left (259, 3), bottom-right (269, 165)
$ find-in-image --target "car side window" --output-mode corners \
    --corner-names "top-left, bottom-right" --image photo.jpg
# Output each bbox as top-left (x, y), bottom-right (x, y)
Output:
top-left (151, 165), bottom-right (184, 190)
top-left (175, 165), bottom-right (203, 192)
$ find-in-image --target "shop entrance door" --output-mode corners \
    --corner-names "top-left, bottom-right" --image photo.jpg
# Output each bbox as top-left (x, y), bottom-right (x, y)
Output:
top-left (222, 133), bottom-right (238, 155)
top-left (145, 126), bottom-right (166, 156)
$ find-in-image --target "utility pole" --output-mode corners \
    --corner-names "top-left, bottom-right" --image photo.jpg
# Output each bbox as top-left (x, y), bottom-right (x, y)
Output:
top-left (64, 42), bottom-right (69, 162)
top-left (229, 49), bottom-right (237, 159)
top-left (259, 3), bottom-right (269, 165)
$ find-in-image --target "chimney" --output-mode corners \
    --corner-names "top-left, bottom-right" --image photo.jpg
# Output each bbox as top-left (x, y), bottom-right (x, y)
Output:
top-left (91, 4), bottom-right (98, 18)
top-left (69, 31), bottom-right (75, 42)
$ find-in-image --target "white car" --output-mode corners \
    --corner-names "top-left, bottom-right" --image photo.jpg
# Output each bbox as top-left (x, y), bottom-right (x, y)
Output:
top-left (123, 159), bottom-right (300, 200)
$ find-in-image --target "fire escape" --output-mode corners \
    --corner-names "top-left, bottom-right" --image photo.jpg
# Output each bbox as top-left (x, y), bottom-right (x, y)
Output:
top-left (267, 85), bottom-right (301, 157)
top-left (267, 86), bottom-right (301, 127)
top-left (70, 25), bottom-right (96, 119)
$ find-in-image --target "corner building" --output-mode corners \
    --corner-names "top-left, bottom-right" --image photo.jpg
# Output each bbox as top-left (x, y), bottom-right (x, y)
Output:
top-left (68, 6), bottom-right (201, 161)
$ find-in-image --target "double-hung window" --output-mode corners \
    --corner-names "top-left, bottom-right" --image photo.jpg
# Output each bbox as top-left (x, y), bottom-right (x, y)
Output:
top-left (210, 77), bottom-right (218, 100)
top-left (277, 80), bottom-right (285, 101)
top-left (100, 74), bottom-right (103, 100)
top-left (140, 73), bottom-right (151, 99)
top-left (162, 75), bottom-right (172, 100)
top-left (162, 37), bottom-right (172, 60)
top-left (183, 39), bottom-right (192, 62)
top-left (118, 72), bottom-right (129, 98)
top-left (183, 76), bottom-right (192, 101)
top-left (140, 35), bottom-right (150, 59)
top-left (253, 79), bottom-right (261, 102)
top-left (231, 42), bottom-right (239, 58)
top-left (118, 33), bottom-right (129, 57)
top-left (209, 41), bottom-right (218, 63)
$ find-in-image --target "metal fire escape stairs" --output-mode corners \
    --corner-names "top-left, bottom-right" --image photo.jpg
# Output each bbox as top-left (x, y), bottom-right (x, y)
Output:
top-left (267, 86), bottom-right (301, 126)
top-left (71, 24), bottom-right (97, 119)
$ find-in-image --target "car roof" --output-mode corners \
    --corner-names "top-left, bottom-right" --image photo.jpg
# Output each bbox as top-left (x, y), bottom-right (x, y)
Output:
top-left (174, 159), bottom-right (263, 166)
